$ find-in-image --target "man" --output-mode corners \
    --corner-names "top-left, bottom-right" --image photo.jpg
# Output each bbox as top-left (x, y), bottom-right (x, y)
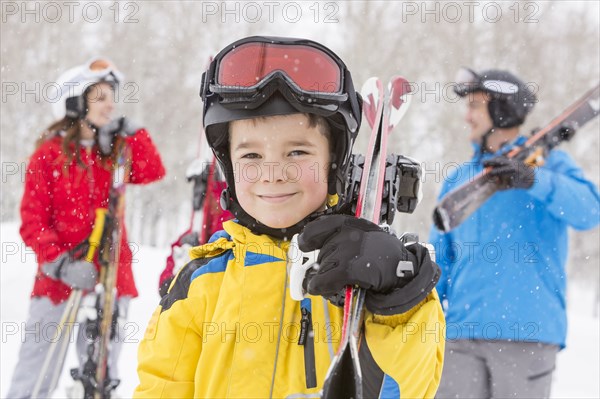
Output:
top-left (430, 68), bottom-right (600, 398)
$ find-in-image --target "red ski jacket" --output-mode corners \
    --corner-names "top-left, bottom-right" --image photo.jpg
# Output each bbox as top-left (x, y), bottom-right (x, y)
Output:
top-left (20, 129), bottom-right (166, 304)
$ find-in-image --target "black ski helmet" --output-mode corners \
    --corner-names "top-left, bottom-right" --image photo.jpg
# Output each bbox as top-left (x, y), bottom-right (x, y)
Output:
top-left (199, 36), bottom-right (362, 238)
top-left (454, 68), bottom-right (536, 128)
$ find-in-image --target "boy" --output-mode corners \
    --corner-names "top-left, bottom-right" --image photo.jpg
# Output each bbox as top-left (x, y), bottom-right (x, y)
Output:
top-left (135, 36), bottom-right (444, 398)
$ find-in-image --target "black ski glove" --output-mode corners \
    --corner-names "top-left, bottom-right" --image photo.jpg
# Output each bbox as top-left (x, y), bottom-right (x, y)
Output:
top-left (42, 252), bottom-right (98, 290)
top-left (98, 116), bottom-right (142, 156)
top-left (484, 156), bottom-right (536, 190)
top-left (298, 215), bottom-right (440, 315)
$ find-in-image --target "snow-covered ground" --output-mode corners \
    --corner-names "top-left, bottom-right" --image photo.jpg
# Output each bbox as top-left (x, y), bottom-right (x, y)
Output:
top-left (1, 221), bottom-right (599, 398)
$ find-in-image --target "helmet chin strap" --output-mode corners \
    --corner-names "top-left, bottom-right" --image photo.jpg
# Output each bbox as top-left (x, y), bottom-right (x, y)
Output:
top-left (84, 118), bottom-right (100, 133)
top-left (479, 127), bottom-right (495, 155)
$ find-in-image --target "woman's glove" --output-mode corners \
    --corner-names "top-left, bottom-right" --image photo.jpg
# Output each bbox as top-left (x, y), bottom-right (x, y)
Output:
top-left (98, 116), bottom-right (141, 156)
top-left (41, 252), bottom-right (98, 290)
top-left (298, 215), bottom-right (440, 315)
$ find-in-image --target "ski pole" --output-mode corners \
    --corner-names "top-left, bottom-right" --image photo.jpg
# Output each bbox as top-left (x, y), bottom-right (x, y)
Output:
top-left (48, 289), bottom-right (83, 395)
top-left (31, 289), bottom-right (83, 399)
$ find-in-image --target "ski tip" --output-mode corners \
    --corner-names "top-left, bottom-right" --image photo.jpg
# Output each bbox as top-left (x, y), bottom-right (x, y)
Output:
top-left (386, 78), bottom-right (413, 125)
top-left (361, 77), bottom-right (384, 129)
top-left (360, 77), bottom-right (383, 96)
top-left (388, 75), bottom-right (412, 95)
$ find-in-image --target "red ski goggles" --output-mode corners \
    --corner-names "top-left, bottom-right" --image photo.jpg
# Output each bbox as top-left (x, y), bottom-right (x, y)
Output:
top-left (201, 37), bottom-right (349, 105)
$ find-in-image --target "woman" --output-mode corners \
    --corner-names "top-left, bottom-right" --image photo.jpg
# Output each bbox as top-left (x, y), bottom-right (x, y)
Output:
top-left (8, 58), bottom-right (165, 398)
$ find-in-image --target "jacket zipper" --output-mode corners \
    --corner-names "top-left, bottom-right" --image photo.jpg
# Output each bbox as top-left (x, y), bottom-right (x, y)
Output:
top-left (299, 298), bottom-right (317, 389)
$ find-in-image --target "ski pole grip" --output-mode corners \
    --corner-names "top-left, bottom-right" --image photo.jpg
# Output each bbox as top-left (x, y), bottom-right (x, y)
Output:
top-left (86, 208), bottom-right (108, 262)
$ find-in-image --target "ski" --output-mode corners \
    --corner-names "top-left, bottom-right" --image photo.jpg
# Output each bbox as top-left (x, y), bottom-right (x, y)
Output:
top-left (322, 76), bottom-right (413, 399)
top-left (288, 76), bottom-right (414, 398)
top-left (433, 83), bottom-right (600, 232)
top-left (31, 289), bottom-right (83, 399)
top-left (71, 138), bottom-right (131, 399)
top-left (319, 76), bottom-right (383, 399)
top-left (184, 114), bottom-right (221, 245)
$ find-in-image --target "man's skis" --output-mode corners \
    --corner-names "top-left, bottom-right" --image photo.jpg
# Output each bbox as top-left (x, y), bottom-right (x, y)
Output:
top-left (321, 76), bottom-right (413, 399)
top-left (433, 83), bottom-right (600, 232)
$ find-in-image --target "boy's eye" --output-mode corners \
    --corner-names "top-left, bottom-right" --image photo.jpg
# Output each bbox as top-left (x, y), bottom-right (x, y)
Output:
top-left (289, 150), bottom-right (308, 157)
top-left (241, 153), bottom-right (261, 159)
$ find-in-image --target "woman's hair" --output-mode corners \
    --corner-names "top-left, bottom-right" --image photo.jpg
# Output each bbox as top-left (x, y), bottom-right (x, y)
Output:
top-left (35, 118), bottom-right (116, 170)
top-left (36, 117), bottom-right (86, 167)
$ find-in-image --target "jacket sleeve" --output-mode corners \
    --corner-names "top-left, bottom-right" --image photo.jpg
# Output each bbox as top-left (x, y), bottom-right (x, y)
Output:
top-left (134, 259), bottom-right (207, 398)
top-left (363, 290), bottom-right (445, 398)
top-left (19, 145), bottom-right (62, 263)
top-left (527, 150), bottom-right (600, 230)
top-left (126, 128), bottom-right (166, 184)
top-left (428, 180), bottom-right (455, 303)
top-left (428, 228), bottom-right (453, 303)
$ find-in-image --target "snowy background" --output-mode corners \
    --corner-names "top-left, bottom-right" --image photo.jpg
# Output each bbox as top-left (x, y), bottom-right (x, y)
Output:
top-left (1, 1), bottom-right (599, 397)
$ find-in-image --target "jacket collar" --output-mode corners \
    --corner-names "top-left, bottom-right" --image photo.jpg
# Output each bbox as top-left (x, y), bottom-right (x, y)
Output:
top-left (190, 220), bottom-right (289, 261)
top-left (472, 135), bottom-right (527, 163)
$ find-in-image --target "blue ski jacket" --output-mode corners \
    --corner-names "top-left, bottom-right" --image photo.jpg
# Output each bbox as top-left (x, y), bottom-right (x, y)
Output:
top-left (429, 138), bottom-right (599, 348)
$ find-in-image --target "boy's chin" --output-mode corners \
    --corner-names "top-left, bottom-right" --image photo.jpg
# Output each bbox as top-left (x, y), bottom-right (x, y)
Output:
top-left (254, 216), bottom-right (303, 231)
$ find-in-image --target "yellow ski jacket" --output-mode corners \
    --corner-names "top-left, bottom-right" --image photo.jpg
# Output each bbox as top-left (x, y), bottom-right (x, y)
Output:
top-left (135, 220), bottom-right (445, 398)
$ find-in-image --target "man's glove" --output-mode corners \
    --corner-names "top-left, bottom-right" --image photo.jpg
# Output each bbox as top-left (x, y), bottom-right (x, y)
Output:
top-left (41, 252), bottom-right (98, 290)
top-left (298, 215), bottom-right (440, 315)
top-left (98, 116), bottom-right (142, 156)
top-left (484, 156), bottom-right (536, 190)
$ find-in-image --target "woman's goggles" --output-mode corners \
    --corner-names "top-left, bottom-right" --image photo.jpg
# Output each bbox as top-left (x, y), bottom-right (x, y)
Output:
top-left (79, 58), bottom-right (123, 85)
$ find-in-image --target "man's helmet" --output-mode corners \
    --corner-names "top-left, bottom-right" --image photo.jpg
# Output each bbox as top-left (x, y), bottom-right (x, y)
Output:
top-left (454, 67), bottom-right (537, 128)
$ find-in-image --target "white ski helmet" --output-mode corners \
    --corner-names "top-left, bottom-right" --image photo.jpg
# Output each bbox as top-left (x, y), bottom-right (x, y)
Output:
top-left (50, 58), bottom-right (123, 120)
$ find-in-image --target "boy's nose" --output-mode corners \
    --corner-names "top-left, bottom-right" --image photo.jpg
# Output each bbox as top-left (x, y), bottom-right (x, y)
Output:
top-left (261, 161), bottom-right (286, 183)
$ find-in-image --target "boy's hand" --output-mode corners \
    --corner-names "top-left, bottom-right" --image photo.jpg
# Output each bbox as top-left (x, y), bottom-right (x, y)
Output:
top-left (298, 215), bottom-right (440, 314)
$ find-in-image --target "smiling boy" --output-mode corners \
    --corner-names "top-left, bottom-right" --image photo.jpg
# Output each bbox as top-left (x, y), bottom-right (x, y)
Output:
top-left (135, 36), bottom-right (444, 398)
top-left (230, 114), bottom-right (331, 229)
